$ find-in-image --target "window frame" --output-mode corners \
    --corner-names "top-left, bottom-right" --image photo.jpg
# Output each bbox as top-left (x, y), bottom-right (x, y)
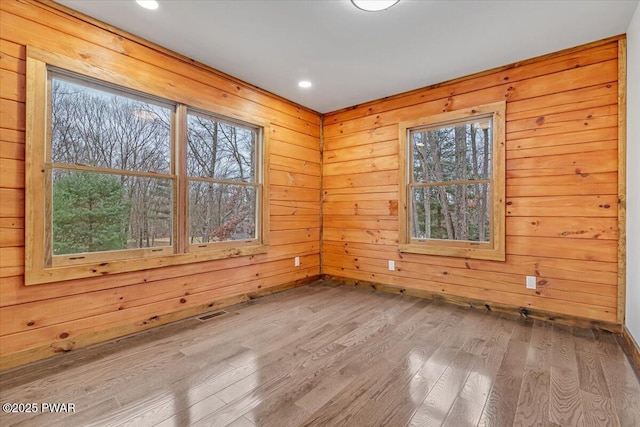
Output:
top-left (46, 70), bottom-right (178, 267)
top-left (398, 102), bottom-right (506, 261)
top-left (25, 47), bottom-right (270, 285)
top-left (184, 107), bottom-right (264, 253)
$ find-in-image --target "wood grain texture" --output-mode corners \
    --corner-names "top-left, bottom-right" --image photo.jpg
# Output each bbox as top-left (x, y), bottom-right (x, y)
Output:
top-left (549, 366), bottom-right (586, 425)
top-left (1, 281), bottom-right (637, 426)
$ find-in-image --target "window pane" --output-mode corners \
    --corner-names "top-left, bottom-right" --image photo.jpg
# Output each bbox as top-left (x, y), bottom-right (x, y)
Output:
top-left (189, 182), bottom-right (257, 244)
top-left (52, 169), bottom-right (173, 255)
top-left (410, 184), bottom-right (490, 242)
top-left (411, 118), bottom-right (492, 183)
top-left (50, 76), bottom-right (172, 173)
top-left (187, 112), bottom-right (256, 182)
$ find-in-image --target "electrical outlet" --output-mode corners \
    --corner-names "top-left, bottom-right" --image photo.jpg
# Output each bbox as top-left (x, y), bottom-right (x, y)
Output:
top-left (294, 256), bottom-right (300, 267)
top-left (388, 260), bottom-right (395, 271)
top-left (526, 276), bottom-right (537, 290)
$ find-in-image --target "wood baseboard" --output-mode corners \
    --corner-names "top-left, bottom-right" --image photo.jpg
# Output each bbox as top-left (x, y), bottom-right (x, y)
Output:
top-left (323, 274), bottom-right (622, 334)
top-left (0, 276), bottom-right (320, 371)
top-left (620, 326), bottom-right (640, 373)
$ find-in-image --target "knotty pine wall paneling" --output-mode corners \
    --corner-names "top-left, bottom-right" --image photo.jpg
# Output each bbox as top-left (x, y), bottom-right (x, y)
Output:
top-left (0, 0), bottom-right (321, 369)
top-left (322, 38), bottom-right (624, 326)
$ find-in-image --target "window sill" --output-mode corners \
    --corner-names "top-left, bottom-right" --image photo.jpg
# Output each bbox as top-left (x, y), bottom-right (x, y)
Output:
top-left (398, 243), bottom-right (505, 262)
top-left (25, 244), bottom-right (269, 286)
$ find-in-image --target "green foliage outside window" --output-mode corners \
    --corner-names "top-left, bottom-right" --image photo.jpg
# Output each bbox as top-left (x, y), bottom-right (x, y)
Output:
top-left (52, 171), bottom-right (130, 255)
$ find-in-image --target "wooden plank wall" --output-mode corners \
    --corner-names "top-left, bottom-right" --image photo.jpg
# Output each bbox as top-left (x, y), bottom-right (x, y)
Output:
top-left (322, 39), bottom-right (622, 325)
top-left (0, 0), bottom-right (321, 369)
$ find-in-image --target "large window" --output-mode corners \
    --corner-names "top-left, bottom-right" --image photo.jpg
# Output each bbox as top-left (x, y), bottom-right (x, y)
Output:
top-left (399, 102), bottom-right (505, 261)
top-left (25, 48), bottom-right (269, 285)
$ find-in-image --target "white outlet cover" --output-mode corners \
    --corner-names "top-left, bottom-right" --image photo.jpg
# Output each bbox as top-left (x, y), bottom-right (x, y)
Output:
top-left (388, 260), bottom-right (395, 271)
top-left (294, 256), bottom-right (300, 267)
top-left (526, 276), bottom-right (537, 289)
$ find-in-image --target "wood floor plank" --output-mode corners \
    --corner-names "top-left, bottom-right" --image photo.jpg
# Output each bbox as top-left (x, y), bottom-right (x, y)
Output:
top-left (477, 339), bottom-right (529, 427)
top-left (549, 366), bottom-right (586, 426)
top-left (551, 324), bottom-right (579, 370)
top-left (581, 390), bottom-right (621, 427)
top-left (50, 398), bottom-right (121, 427)
top-left (0, 280), bottom-right (638, 427)
top-left (574, 334), bottom-right (611, 397)
top-left (252, 298), bottom-right (430, 425)
top-left (525, 320), bottom-right (554, 371)
top-left (298, 306), bottom-right (429, 416)
top-left (259, 403), bottom-right (311, 427)
top-left (408, 350), bottom-right (478, 426)
top-left (226, 416), bottom-right (256, 427)
top-left (374, 307), bottom-right (480, 426)
top-left (300, 304), bottom-right (467, 425)
top-left (203, 294), bottom-right (423, 425)
top-left (440, 316), bottom-right (514, 427)
top-left (151, 393), bottom-right (226, 427)
top-left (347, 317), bottom-right (471, 425)
top-left (511, 318), bottom-right (535, 344)
top-left (299, 358), bottom-right (399, 426)
top-left (193, 349), bottom-right (318, 426)
top-left (512, 369), bottom-right (551, 427)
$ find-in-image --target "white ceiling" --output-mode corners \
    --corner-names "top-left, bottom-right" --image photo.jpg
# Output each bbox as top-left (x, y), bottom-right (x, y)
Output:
top-left (58, 0), bottom-right (639, 114)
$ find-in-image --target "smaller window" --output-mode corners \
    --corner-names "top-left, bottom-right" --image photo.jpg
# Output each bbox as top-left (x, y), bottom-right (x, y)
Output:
top-left (186, 109), bottom-right (262, 251)
top-left (399, 102), bottom-right (505, 261)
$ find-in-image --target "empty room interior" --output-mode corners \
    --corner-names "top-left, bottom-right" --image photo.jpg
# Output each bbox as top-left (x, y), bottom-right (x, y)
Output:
top-left (1, 0), bottom-right (640, 425)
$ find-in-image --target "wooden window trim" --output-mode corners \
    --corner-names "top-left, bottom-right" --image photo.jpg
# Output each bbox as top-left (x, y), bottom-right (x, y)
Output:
top-left (398, 101), bottom-right (506, 261)
top-left (184, 108), bottom-right (265, 252)
top-left (25, 47), bottom-right (270, 285)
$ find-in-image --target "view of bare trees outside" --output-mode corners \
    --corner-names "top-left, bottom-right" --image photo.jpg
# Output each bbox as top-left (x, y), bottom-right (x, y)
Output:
top-left (410, 117), bottom-right (492, 242)
top-left (50, 76), bottom-right (173, 255)
top-left (186, 111), bottom-right (258, 244)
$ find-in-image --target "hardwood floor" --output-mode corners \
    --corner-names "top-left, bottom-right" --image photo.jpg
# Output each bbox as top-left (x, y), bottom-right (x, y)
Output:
top-left (1, 280), bottom-right (638, 426)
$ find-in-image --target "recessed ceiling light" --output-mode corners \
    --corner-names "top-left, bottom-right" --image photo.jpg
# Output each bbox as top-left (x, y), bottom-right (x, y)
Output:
top-left (298, 81), bottom-right (312, 89)
top-left (351, 0), bottom-right (399, 12)
top-left (136, 0), bottom-right (159, 10)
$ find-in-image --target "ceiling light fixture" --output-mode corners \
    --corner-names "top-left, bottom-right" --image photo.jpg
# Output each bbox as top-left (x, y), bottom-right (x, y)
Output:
top-left (298, 81), bottom-right (312, 89)
top-left (136, 0), bottom-right (159, 10)
top-left (351, 0), bottom-right (399, 12)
